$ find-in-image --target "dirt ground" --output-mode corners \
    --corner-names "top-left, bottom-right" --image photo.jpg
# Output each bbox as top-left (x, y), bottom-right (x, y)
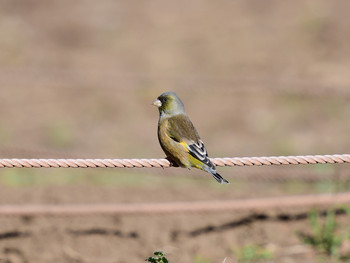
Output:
top-left (1, 1), bottom-right (350, 262)
top-left (0, 171), bottom-right (349, 263)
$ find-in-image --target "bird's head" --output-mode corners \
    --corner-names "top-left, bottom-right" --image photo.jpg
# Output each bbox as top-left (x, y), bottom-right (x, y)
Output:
top-left (152, 91), bottom-right (185, 117)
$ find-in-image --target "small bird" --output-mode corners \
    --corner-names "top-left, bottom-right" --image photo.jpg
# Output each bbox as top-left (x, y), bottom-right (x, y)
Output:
top-left (152, 91), bottom-right (229, 184)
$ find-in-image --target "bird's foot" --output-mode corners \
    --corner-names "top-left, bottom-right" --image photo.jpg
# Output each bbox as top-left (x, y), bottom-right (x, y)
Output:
top-left (165, 157), bottom-right (179, 167)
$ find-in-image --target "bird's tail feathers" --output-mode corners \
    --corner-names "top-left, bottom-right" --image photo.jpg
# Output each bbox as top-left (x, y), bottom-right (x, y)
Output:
top-left (212, 172), bottom-right (229, 184)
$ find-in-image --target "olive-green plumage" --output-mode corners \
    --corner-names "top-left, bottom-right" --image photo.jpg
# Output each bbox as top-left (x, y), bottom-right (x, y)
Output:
top-left (152, 91), bottom-right (229, 184)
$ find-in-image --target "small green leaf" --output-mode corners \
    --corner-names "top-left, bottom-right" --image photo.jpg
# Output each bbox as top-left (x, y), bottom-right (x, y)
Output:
top-left (145, 257), bottom-right (156, 263)
top-left (154, 251), bottom-right (164, 257)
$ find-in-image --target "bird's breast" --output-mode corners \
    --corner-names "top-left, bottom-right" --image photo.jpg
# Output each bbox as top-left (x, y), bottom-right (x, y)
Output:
top-left (158, 119), bottom-right (190, 168)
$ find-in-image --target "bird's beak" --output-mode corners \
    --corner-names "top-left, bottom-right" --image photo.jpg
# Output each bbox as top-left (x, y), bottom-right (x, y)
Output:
top-left (152, 99), bottom-right (162, 108)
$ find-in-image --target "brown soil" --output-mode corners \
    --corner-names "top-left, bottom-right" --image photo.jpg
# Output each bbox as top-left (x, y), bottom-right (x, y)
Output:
top-left (0, 179), bottom-right (349, 263)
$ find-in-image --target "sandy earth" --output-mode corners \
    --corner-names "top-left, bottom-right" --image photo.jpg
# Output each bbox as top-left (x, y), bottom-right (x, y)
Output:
top-left (0, 180), bottom-right (349, 263)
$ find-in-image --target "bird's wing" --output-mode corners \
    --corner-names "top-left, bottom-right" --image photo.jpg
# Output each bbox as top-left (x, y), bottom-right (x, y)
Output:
top-left (167, 114), bottom-right (214, 168)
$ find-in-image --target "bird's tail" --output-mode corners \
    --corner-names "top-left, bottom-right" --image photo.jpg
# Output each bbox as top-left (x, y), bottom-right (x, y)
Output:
top-left (211, 172), bottom-right (229, 184)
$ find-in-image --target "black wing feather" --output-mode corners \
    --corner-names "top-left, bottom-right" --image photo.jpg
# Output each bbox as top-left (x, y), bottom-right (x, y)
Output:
top-left (188, 141), bottom-right (215, 169)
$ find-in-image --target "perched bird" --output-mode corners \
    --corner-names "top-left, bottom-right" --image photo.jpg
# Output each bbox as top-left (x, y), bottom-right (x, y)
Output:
top-left (152, 91), bottom-right (229, 184)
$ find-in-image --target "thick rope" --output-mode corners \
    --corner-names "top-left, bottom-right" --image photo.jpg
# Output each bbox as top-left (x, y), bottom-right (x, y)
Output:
top-left (0, 193), bottom-right (348, 216)
top-left (0, 154), bottom-right (349, 168)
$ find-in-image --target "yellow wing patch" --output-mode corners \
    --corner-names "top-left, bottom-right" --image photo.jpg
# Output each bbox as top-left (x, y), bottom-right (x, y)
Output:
top-left (188, 154), bottom-right (205, 170)
top-left (180, 141), bottom-right (205, 170)
top-left (180, 141), bottom-right (190, 152)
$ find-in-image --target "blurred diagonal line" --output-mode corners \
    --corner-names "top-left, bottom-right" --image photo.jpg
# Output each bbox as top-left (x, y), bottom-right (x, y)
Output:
top-left (0, 193), bottom-right (349, 216)
top-left (2, 68), bottom-right (350, 97)
top-left (0, 154), bottom-right (349, 168)
top-left (0, 145), bottom-right (81, 159)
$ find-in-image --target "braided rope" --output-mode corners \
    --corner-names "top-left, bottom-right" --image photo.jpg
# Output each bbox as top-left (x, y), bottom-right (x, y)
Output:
top-left (0, 154), bottom-right (349, 168)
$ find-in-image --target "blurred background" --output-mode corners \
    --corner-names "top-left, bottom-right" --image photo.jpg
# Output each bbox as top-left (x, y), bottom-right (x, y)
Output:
top-left (0, 1), bottom-right (350, 262)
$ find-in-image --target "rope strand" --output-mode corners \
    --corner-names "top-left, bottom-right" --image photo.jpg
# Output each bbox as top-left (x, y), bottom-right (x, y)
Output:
top-left (0, 154), bottom-right (349, 168)
top-left (0, 192), bottom-right (348, 216)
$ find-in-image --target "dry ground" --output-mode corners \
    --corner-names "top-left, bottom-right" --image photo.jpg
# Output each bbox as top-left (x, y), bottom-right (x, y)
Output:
top-left (0, 182), bottom-right (349, 263)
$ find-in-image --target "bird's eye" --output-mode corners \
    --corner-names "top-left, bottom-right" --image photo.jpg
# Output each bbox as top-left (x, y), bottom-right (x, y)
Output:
top-left (162, 97), bottom-right (168, 102)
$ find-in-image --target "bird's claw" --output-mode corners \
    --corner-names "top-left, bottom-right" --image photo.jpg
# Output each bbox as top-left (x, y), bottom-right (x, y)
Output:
top-left (165, 157), bottom-right (179, 167)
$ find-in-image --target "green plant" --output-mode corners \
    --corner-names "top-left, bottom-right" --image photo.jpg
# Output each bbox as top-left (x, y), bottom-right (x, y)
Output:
top-left (234, 244), bottom-right (273, 262)
top-left (146, 251), bottom-right (169, 263)
top-left (301, 207), bottom-right (350, 260)
top-left (305, 208), bottom-right (341, 256)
